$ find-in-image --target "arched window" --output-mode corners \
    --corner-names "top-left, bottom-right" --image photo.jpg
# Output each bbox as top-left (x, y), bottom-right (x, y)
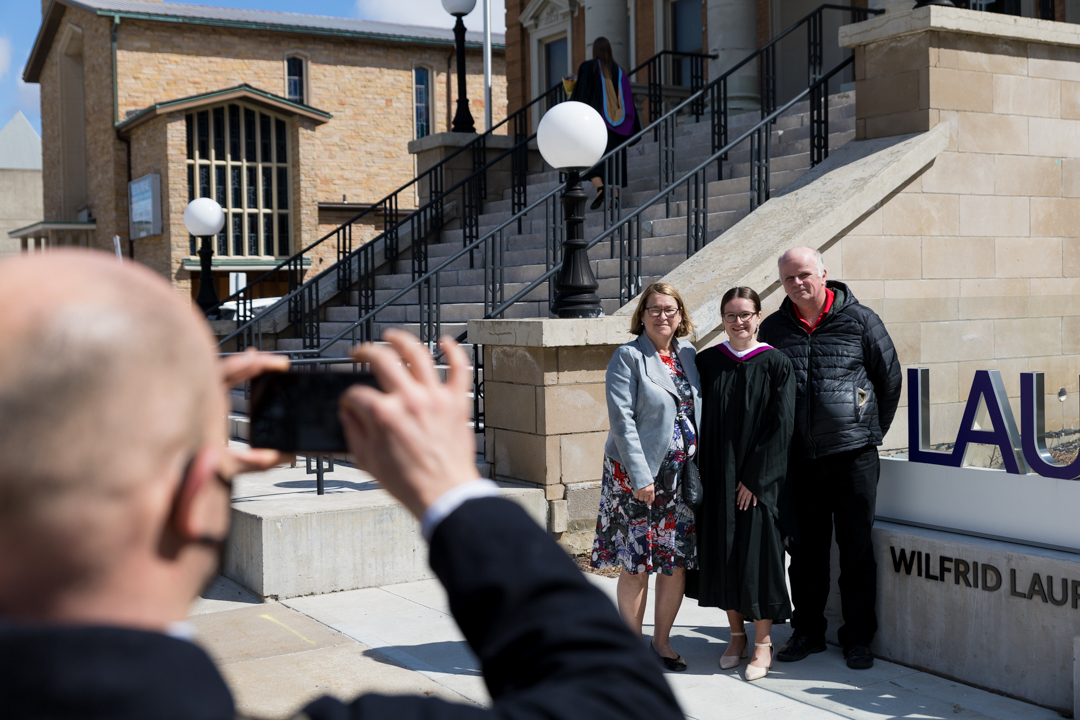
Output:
top-left (286, 56), bottom-right (306, 104)
top-left (414, 66), bottom-right (432, 139)
top-left (185, 102), bottom-right (291, 258)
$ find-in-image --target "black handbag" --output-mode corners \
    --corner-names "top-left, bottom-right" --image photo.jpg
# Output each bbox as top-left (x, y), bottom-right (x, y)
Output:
top-left (681, 457), bottom-right (703, 511)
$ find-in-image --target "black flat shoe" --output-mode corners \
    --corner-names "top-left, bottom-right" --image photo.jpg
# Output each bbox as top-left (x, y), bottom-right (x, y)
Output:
top-left (589, 186), bottom-right (605, 210)
top-left (651, 641), bottom-right (687, 672)
top-left (776, 633), bottom-right (827, 662)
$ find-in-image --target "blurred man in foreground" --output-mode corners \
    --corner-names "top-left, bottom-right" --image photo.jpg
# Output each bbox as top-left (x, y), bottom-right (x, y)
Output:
top-left (0, 250), bottom-right (681, 720)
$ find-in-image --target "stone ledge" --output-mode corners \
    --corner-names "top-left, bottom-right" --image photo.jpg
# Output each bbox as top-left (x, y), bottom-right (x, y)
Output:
top-left (468, 316), bottom-right (634, 347)
top-left (224, 465), bottom-right (546, 599)
top-left (839, 5), bottom-right (1080, 50)
top-left (408, 130), bottom-right (536, 155)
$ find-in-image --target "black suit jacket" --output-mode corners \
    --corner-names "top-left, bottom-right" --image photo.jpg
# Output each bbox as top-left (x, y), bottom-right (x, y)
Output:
top-left (0, 498), bottom-right (682, 720)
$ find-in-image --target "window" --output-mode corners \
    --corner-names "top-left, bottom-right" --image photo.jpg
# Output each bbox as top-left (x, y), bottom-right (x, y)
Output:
top-left (414, 66), bottom-right (432, 139)
top-left (286, 56), bottom-right (306, 104)
top-left (186, 102), bottom-right (291, 258)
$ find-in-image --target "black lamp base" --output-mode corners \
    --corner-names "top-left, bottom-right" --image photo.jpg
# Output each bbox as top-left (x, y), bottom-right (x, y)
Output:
top-left (552, 171), bottom-right (603, 319)
top-left (195, 235), bottom-right (221, 319)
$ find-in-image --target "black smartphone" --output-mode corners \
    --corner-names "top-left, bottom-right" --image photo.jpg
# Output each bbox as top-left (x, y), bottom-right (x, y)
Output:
top-left (249, 371), bottom-right (379, 453)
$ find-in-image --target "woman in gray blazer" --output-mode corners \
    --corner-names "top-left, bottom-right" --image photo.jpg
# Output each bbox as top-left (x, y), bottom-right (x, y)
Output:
top-left (591, 282), bottom-right (702, 672)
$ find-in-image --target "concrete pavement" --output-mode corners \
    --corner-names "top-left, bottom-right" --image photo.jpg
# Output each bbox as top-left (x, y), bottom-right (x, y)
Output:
top-left (187, 573), bottom-right (1058, 719)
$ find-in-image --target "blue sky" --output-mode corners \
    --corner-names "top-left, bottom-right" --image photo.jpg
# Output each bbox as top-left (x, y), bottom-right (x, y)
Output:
top-left (0, 0), bottom-right (505, 136)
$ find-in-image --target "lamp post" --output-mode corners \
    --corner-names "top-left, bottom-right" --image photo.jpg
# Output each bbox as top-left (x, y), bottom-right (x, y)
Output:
top-left (184, 197), bottom-right (225, 318)
top-left (443, 0), bottom-right (477, 133)
top-left (537, 101), bottom-right (608, 318)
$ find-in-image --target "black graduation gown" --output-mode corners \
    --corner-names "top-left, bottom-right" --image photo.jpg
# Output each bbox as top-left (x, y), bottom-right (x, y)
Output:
top-left (569, 59), bottom-right (641, 186)
top-left (688, 345), bottom-right (796, 620)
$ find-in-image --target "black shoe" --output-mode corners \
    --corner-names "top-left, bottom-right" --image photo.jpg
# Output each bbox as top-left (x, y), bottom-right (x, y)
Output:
top-left (650, 641), bottom-right (687, 672)
top-left (589, 186), bottom-right (605, 210)
top-left (775, 633), bottom-right (827, 662)
top-left (843, 644), bottom-right (874, 669)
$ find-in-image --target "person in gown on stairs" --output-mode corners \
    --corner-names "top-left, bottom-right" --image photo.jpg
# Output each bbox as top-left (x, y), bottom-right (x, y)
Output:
top-left (591, 282), bottom-right (701, 672)
top-left (570, 36), bottom-right (641, 210)
top-left (687, 286), bottom-right (796, 682)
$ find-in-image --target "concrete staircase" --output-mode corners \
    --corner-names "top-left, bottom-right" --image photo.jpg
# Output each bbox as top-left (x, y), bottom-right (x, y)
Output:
top-left (277, 92), bottom-right (856, 360)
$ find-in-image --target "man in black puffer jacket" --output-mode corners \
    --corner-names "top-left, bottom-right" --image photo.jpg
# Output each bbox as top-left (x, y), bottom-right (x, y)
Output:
top-left (758, 246), bottom-right (902, 671)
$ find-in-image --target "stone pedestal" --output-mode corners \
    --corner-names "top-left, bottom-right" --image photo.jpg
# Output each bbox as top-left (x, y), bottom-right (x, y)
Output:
top-left (841, 5), bottom-right (1080, 140)
top-left (408, 132), bottom-right (543, 209)
top-left (469, 316), bottom-right (633, 550)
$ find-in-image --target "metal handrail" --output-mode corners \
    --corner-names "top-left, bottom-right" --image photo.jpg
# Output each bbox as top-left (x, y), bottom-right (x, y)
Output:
top-left (276, 53), bottom-right (854, 362)
top-left (214, 46), bottom-right (718, 343)
top-left (209, 82), bottom-right (565, 319)
top-left (483, 59), bottom-right (855, 325)
top-left (223, 5), bottom-right (879, 430)
top-left (235, 2), bottom-right (878, 353)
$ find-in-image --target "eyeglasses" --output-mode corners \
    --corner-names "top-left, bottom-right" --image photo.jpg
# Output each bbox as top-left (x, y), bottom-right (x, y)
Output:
top-left (646, 306), bottom-right (681, 318)
top-left (723, 312), bottom-right (757, 324)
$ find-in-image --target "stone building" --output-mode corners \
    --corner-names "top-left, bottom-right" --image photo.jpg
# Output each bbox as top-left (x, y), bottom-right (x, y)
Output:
top-left (504, 0), bottom-right (1079, 120)
top-left (0, 112), bottom-right (44, 256)
top-left (18, 0), bottom-right (506, 297)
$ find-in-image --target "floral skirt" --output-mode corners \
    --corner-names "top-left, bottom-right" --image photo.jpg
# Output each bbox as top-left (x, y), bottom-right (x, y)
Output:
top-left (590, 454), bottom-right (697, 575)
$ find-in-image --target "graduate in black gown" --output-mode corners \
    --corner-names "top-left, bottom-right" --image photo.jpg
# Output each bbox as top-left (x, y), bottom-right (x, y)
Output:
top-left (691, 287), bottom-right (795, 682)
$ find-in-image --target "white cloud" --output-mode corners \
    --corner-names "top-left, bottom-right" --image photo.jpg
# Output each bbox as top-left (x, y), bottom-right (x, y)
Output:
top-left (355, 0), bottom-right (506, 33)
top-left (0, 37), bottom-right (12, 82)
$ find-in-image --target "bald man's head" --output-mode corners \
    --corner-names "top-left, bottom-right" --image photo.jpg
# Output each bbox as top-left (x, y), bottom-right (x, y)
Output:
top-left (0, 251), bottom-right (222, 587)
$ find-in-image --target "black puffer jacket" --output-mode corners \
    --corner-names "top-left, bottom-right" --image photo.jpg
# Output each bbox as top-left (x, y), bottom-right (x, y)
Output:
top-left (758, 281), bottom-right (902, 459)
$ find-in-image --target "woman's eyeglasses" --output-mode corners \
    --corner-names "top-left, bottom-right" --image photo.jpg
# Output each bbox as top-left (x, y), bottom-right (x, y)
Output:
top-left (646, 306), bottom-right (681, 318)
top-left (723, 312), bottom-right (757, 324)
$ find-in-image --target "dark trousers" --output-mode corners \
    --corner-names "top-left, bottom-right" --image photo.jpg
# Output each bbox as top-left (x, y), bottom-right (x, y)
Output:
top-left (788, 445), bottom-right (879, 648)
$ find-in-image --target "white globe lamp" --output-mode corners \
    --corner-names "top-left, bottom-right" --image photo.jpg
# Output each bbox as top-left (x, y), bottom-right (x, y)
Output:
top-left (184, 198), bottom-right (226, 317)
top-left (537, 102), bottom-right (607, 319)
top-left (537, 101), bottom-right (608, 171)
top-left (184, 197), bottom-right (225, 237)
top-left (441, 0), bottom-right (476, 15)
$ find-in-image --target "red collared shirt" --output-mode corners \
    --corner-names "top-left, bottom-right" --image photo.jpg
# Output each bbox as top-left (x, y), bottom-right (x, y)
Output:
top-left (794, 288), bottom-right (835, 334)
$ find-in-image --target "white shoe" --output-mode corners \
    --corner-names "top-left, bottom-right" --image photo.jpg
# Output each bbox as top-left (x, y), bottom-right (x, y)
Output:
top-left (719, 631), bottom-right (748, 670)
top-left (744, 642), bottom-right (773, 681)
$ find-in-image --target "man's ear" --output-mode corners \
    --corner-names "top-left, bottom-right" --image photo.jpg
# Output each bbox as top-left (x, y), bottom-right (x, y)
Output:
top-left (171, 446), bottom-right (228, 542)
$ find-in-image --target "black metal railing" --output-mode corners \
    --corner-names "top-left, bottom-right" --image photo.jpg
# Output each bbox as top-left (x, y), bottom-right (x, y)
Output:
top-left (215, 46), bottom-right (719, 347)
top-left (629, 50), bottom-right (719, 126)
top-left (217, 82), bottom-right (568, 349)
top-left (212, 81), bottom-right (567, 327)
top-left (259, 58), bottom-right (863, 431)
top-left (223, 5), bottom-right (880, 435)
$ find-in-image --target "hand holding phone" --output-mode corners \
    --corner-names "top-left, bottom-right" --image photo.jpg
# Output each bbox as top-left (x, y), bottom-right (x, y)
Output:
top-left (249, 371), bottom-right (379, 453)
top-left (339, 330), bottom-right (481, 519)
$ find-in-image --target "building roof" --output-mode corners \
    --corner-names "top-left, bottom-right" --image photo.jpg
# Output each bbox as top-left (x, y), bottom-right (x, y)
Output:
top-left (0, 112), bottom-right (43, 171)
top-left (27, 0), bottom-right (505, 83)
top-left (116, 84), bottom-right (333, 136)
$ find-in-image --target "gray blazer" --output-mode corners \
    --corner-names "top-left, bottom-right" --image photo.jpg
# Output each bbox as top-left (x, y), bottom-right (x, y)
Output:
top-left (603, 333), bottom-right (702, 491)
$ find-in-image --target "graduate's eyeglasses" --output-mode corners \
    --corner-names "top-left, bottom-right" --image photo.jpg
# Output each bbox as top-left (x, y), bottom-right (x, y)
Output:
top-left (646, 306), bottom-right (680, 318)
top-left (723, 312), bottom-right (757, 324)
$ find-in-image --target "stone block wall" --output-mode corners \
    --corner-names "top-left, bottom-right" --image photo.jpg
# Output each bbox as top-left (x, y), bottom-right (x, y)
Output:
top-left (114, 20), bottom-right (507, 210)
top-left (836, 8), bottom-right (1080, 450)
top-left (472, 318), bottom-right (634, 545)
